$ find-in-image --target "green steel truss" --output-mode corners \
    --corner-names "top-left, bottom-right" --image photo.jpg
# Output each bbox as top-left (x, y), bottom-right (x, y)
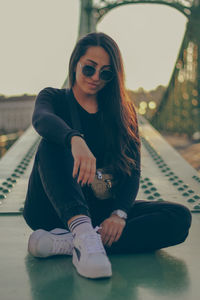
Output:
top-left (93, 0), bottom-right (193, 20)
top-left (78, 0), bottom-right (200, 137)
top-left (151, 5), bottom-right (200, 137)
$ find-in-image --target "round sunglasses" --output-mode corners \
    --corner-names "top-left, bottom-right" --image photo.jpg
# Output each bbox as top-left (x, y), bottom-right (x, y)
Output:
top-left (79, 62), bottom-right (113, 82)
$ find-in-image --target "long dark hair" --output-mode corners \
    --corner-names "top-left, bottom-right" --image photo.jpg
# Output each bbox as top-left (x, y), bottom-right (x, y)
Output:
top-left (68, 32), bottom-right (140, 178)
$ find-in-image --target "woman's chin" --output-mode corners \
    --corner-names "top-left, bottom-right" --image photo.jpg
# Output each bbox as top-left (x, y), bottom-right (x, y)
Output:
top-left (84, 87), bottom-right (99, 95)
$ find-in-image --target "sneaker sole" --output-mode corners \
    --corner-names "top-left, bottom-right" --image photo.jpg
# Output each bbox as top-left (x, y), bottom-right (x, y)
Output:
top-left (72, 249), bottom-right (112, 279)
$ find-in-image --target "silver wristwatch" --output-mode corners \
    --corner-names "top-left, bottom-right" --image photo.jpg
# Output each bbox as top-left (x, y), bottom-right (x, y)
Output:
top-left (111, 209), bottom-right (127, 220)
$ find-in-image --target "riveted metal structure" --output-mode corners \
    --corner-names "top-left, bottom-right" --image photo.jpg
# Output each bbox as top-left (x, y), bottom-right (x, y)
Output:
top-left (151, 1), bottom-right (200, 137)
top-left (78, 0), bottom-right (200, 137)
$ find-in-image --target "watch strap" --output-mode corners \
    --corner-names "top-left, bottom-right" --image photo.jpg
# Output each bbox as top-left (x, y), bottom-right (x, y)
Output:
top-left (111, 209), bottom-right (127, 220)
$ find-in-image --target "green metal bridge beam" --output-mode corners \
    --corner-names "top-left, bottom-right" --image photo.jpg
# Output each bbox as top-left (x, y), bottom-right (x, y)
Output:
top-left (94, 0), bottom-right (191, 21)
top-left (78, 0), bottom-right (98, 37)
top-left (151, 5), bottom-right (200, 136)
top-left (78, 0), bottom-right (195, 36)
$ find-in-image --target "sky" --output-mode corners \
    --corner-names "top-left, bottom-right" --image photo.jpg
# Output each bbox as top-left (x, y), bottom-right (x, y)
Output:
top-left (0, 0), bottom-right (187, 96)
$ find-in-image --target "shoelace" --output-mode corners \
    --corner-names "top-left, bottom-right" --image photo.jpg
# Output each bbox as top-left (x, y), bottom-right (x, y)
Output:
top-left (81, 227), bottom-right (105, 254)
top-left (51, 227), bottom-right (103, 255)
top-left (52, 235), bottom-right (73, 255)
top-left (94, 226), bottom-right (102, 232)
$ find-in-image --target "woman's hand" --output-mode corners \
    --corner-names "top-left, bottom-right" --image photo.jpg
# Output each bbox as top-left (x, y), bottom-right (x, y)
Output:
top-left (98, 215), bottom-right (126, 247)
top-left (71, 136), bottom-right (96, 186)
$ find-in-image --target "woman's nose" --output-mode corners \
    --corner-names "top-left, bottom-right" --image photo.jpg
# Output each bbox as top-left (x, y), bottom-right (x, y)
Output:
top-left (91, 70), bottom-right (100, 81)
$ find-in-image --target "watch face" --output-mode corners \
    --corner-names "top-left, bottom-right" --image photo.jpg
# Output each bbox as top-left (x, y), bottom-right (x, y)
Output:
top-left (118, 211), bottom-right (123, 218)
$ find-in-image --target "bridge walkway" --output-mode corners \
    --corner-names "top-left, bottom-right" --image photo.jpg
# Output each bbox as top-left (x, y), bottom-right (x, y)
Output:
top-left (0, 116), bottom-right (199, 300)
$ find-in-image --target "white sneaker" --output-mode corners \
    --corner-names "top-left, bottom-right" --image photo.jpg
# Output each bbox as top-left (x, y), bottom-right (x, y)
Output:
top-left (72, 229), bottom-right (112, 279)
top-left (28, 228), bottom-right (73, 258)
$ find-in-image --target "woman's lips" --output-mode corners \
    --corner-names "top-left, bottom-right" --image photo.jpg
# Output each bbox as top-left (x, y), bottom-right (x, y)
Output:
top-left (87, 82), bottom-right (99, 88)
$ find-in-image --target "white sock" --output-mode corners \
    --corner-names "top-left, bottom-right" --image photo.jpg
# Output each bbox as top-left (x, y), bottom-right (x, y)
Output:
top-left (68, 216), bottom-right (94, 236)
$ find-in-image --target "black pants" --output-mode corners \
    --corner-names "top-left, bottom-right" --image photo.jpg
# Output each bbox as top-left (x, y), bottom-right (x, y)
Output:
top-left (23, 140), bottom-right (192, 254)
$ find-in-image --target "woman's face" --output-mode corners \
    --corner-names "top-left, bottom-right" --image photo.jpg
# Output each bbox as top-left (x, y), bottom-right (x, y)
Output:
top-left (74, 46), bottom-right (111, 95)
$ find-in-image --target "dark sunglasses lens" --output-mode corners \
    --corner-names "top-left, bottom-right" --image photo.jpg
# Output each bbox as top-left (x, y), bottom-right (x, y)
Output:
top-left (100, 70), bottom-right (113, 81)
top-left (82, 65), bottom-right (95, 77)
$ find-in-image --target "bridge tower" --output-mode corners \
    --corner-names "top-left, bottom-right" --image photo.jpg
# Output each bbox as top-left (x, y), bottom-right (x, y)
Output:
top-left (76, 0), bottom-right (200, 137)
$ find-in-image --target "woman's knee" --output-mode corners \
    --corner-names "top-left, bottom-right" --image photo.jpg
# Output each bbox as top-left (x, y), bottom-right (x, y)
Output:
top-left (163, 202), bottom-right (192, 240)
top-left (170, 203), bottom-right (191, 228)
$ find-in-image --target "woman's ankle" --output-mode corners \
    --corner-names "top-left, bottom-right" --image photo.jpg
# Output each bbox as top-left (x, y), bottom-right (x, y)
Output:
top-left (67, 214), bottom-right (88, 227)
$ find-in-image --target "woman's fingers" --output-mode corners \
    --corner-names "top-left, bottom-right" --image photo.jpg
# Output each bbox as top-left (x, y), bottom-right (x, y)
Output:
top-left (70, 136), bottom-right (96, 185)
top-left (72, 158), bottom-right (80, 179)
top-left (77, 156), bottom-right (96, 186)
top-left (114, 227), bottom-right (123, 243)
top-left (100, 216), bottom-right (126, 247)
top-left (80, 159), bottom-right (93, 186)
top-left (106, 229), bottom-right (118, 247)
top-left (100, 224), bottom-right (110, 245)
top-left (77, 159), bottom-right (87, 184)
top-left (87, 158), bottom-right (96, 185)
top-left (102, 226), bottom-right (118, 246)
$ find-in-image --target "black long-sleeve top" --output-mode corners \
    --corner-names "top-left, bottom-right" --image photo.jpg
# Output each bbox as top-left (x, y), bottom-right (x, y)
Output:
top-left (32, 87), bottom-right (141, 214)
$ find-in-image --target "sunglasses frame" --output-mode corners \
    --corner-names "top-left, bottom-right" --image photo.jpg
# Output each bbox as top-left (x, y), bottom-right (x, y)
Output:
top-left (79, 62), bottom-right (114, 82)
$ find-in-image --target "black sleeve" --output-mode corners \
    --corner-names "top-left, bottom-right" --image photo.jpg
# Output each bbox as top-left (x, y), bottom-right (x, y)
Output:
top-left (32, 87), bottom-right (83, 148)
top-left (112, 117), bottom-right (141, 214)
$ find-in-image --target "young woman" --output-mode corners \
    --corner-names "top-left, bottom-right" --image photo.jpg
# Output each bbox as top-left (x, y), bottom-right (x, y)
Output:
top-left (23, 32), bottom-right (192, 279)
